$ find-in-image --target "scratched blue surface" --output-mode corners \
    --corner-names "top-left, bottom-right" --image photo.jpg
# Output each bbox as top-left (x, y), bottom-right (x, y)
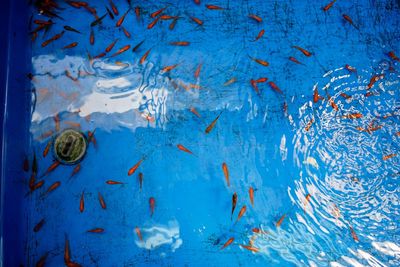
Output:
top-left (1, 0), bottom-right (400, 266)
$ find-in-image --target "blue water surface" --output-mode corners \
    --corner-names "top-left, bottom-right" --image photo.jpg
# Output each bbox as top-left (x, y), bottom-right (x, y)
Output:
top-left (1, 0), bottom-right (400, 266)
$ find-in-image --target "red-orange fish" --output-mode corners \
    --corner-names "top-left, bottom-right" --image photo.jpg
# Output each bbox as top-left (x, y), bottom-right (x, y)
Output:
top-left (237, 206), bottom-right (246, 222)
top-left (128, 159), bottom-right (143, 176)
top-left (194, 63), bottom-right (202, 78)
top-left (383, 154), bottom-right (396, 160)
top-left (43, 140), bottom-right (52, 157)
top-left (293, 46), bottom-right (312, 57)
top-left (342, 113), bottom-right (362, 119)
top-left (388, 51), bottom-right (400, 62)
top-left (106, 180), bottom-right (124, 185)
top-left (169, 18), bottom-right (178, 30)
top-left (345, 64), bottom-right (357, 73)
top-left (289, 56), bottom-right (303, 65)
top-left (87, 228), bottom-right (104, 233)
top-left (305, 119), bottom-right (314, 131)
top-left (135, 226), bottom-right (143, 241)
top-left (160, 15), bottom-right (179, 20)
top-left (122, 26), bottom-right (131, 38)
top-left (109, 0), bottom-right (119, 15)
top-left (70, 164), bottom-right (81, 178)
top-left (111, 45), bottom-right (131, 57)
top-left (140, 49), bottom-right (151, 64)
top-left (162, 64), bottom-right (179, 73)
top-left (170, 41), bottom-right (190, 46)
top-left (240, 244), bottom-right (259, 252)
top-left (149, 197), bottom-right (155, 217)
top-left (63, 42), bottom-right (78, 49)
top-left (205, 112), bottom-right (222, 133)
top-left (35, 252), bottom-right (48, 267)
top-left (177, 144), bottom-right (193, 154)
top-left (45, 181), bottom-right (61, 194)
top-left (231, 192), bottom-right (237, 220)
top-left (249, 56), bottom-right (269, 67)
top-left (190, 107), bottom-right (201, 117)
top-left (191, 16), bottom-right (203, 25)
top-left (340, 92), bottom-right (351, 99)
top-left (105, 39), bottom-right (118, 52)
top-left (43, 161), bottom-right (60, 177)
top-left (98, 192), bottom-right (106, 209)
top-left (254, 29), bottom-right (265, 41)
top-left (221, 237), bottom-right (234, 249)
top-left (89, 29), bottom-right (94, 45)
top-left (304, 193), bottom-right (312, 211)
top-left (206, 4), bottom-right (224, 10)
top-left (116, 8), bottom-right (130, 27)
top-left (151, 6), bottom-right (168, 18)
top-left (349, 226), bottom-right (359, 242)
top-left (249, 187), bottom-right (254, 206)
top-left (194, 0), bottom-right (200, 4)
top-left (276, 214), bottom-right (286, 227)
top-left (79, 191), bottom-right (84, 213)
top-left (41, 31), bottom-right (65, 47)
top-left (222, 162), bottom-right (230, 186)
top-left (313, 86), bottom-right (323, 103)
top-left (343, 14), bottom-right (358, 29)
top-left (33, 219), bottom-right (45, 232)
top-left (367, 74), bottom-right (384, 89)
top-left (269, 81), bottom-right (283, 94)
top-left (147, 16), bottom-right (160, 29)
top-left (248, 14), bottom-right (262, 23)
top-left (322, 0), bottom-right (336, 12)
top-left (31, 180), bottom-right (45, 192)
top-left (250, 79), bottom-right (260, 94)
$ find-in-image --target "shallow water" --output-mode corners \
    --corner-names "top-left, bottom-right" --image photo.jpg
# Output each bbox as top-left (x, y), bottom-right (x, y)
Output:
top-left (4, 0), bottom-right (400, 266)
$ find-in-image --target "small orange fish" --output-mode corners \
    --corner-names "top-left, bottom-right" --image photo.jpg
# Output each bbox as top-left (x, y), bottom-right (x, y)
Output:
top-left (43, 140), bottom-right (52, 157)
top-left (240, 244), bottom-right (259, 253)
top-left (190, 107), bottom-right (201, 117)
top-left (305, 119), bottom-right (314, 131)
top-left (231, 192), bottom-right (237, 220)
top-left (106, 180), bottom-right (124, 185)
top-left (41, 31), bottom-right (65, 47)
top-left (89, 29), bottom-right (94, 45)
top-left (177, 144), bottom-right (193, 154)
top-left (162, 64), bottom-right (179, 73)
top-left (224, 77), bottom-right (237, 86)
top-left (383, 154), bottom-right (396, 160)
top-left (45, 181), bottom-right (61, 194)
top-left (322, 0), bottom-right (336, 12)
top-left (249, 187), bottom-right (254, 206)
top-left (254, 29), bottom-right (265, 41)
top-left (33, 219), bottom-right (45, 232)
top-left (205, 112), bottom-right (222, 134)
top-left (138, 172), bottom-right (143, 190)
top-left (342, 113), bottom-right (362, 119)
top-left (87, 228), bottom-right (104, 233)
top-left (111, 45), bottom-right (131, 57)
top-left (94, 52), bottom-right (106, 59)
top-left (194, 0), bottom-right (200, 4)
top-left (135, 6), bottom-right (140, 20)
top-left (169, 18), bottom-right (178, 30)
top-left (250, 79), bottom-right (260, 94)
top-left (313, 87), bottom-right (323, 103)
top-left (159, 15), bottom-right (178, 20)
top-left (170, 41), bottom-right (190, 46)
top-left (221, 162), bottom-right (230, 186)
top-left (249, 56), bottom-right (269, 67)
top-left (304, 193), bottom-right (312, 210)
top-left (70, 164), bottom-right (81, 178)
top-left (105, 39), bottom-right (118, 52)
top-left (98, 192), bottom-right (106, 209)
top-left (340, 92), bottom-right (351, 99)
top-left (31, 180), bottom-right (45, 192)
top-left (269, 81), bottom-right (283, 94)
top-left (35, 253), bottom-right (48, 267)
top-left (293, 46), bottom-right (312, 57)
top-left (151, 6), bottom-right (168, 18)
top-left (149, 197), bottom-right (155, 217)
top-left (248, 14), bottom-right (262, 23)
top-left (191, 17), bottom-right (203, 25)
top-left (289, 56), bottom-right (303, 65)
top-left (122, 26), bottom-right (131, 38)
top-left (135, 226), bottom-right (143, 241)
top-left (237, 205), bottom-right (246, 222)
top-left (194, 63), bottom-right (202, 78)
top-left (276, 214), bottom-right (286, 227)
top-left (206, 4), bottom-right (224, 10)
top-left (345, 64), bottom-right (357, 73)
top-left (63, 42), bottom-right (78, 49)
top-left (140, 49), bottom-right (151, 64)
top-left (128, 159), bottom-right (143, 176)
top-left (367, 74), bottom-right (384, 89)
top-left (395, 131), bottom-right (400, 137)
top-left (343, 14), bottom-right (358, 29)
top-left (147, 16), bottom-right (161, 29)
top-left (116, 8), bottom-right (130, 27)
top-left (388, 51), bottom-right (400, 62)
top-left (79, 191), bottom-right (84, 213)
top-left (43, 161), bottom-right (60, 177)
top-left (365, 91), bottom-right (373, 97)
top-left (64, 237), bottom-right (71, 264)
top-left (349, 226), bottom-right (359, 242)
top-left (109, 0), bottom-right (119, 15)
top-left (221, 237), bottom-right (234, 250)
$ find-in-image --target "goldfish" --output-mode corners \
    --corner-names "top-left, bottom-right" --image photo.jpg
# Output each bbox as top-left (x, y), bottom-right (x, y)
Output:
top-left (90, 29), bottom-right (94, 45)
top-left (194, 0), bottom-right (200, 4)
top-left (365, 91), bottom-right (373, 97)
top-left (111, 45), bottom-right (131, 57)
top-left (132, 40), bottom-right (145, 52)
top-left (122, 26), bottom-right (131, 38)
top-left (221, 237), bottom-right (234, 249)
top-left (79, 191), bottom-right (84, 213)
top-left (134, 6), bottom-right (140, 20)
top-left (269, 81), bottom-right (283, 94)
top-left (231, 192), bottom-right (237, 220)
top-left (396, 131), bottom-right (400, 136)
top-left (206, 4), bottom-right (224, 10)
top-left (106, 6), bottom-right (114, 19)
top-left (149, 197), bottom-right (155, 217)
top-left (62, 42), bottom-right (78, 49)
top-left (248, 14), bottom-right (262, 23)
top-left (240, 244), bottom-right (259, 253)
top-left (106, 180), bottom-right (124, 185)
top-left (340, 92), bottom-right (352, 99)
top-left (289, 56), bottom-right (303, 65)
top-left (349, 226), bottom-right (359, 242)
top-left (304, 193), bottom-right (312, 211)
top-left (322, 0), bottom-right (336, 12)
top-left (194, 63), bottom-right (202, 78)
top-left (305, 119), bottom-right (314, 131)
top-left (140, 49), bottom-right (151, 64)
top-left (105, 39), bottom-right (118, 53)
top-left (41, 31), bottom-right (65, 47)
top-left (151, 6), bottom-right (168, 18)
top-left (313, 86), bottom-right (323, 103)
top-left (147, 16), bottom-right (161, 29)
top-left (35, 252), bottom-right (48, 267)
top-left (249, 187), bottom-right (254, 206)
top-left (276, 214), bottom-right (286, 227)
top-left (31, 180), bottom-right (45, 192)
top-left (90, 13), bottom-right (107, 27)
top-left (64, 236), bottom-right (81, 267)
top-left (345, 64), bottom-right (357, 73)
top-left (169, 18), bottom-right (178, 30)
top-left (383, 154), bottom-right (396, 160)
top-left (249, 56), bottom-right (269, 67)
top-left (135, 226), bottom-right (143, 241)
top-left (367, 74), bottom-right (384, 89)
top-left (177, 144), bottom-right (193, 154)
top-left (98, 192), bottom-right (106, 209)
top-left (53, 113), bottom-right (60, 131)
top-left (42, 161), bottom-right (60, 177)
top-left (160, 15), bottom-right (179, 20)
top-left (66, 1), bottom-right (88, 8)
top-left (293, 46), bottom-right (312, 57)
top-left (237, 206), bottom-right (246, 222)
top-left (170, 41), bottom-right (190, 46)
top-left (221, 162), bottom-right (230, 186)
top-left (388, 51), bottom-right (400, 62)
top-left (250, 79), bottom-right (260, 94)
top-left (205, 112), bottom-right (222, 134)
top-left (190, 107), bottom-right (201, 117)
top-left (191, 17), bottom-right (203, 25)
top-left (45, 181), bottom-right (61, 195)
top-left (87, 228), bottom-right (104, 233)
top-left (87, 130), bottom-right (97, 148)
top-left (116, 8), bottom-right (130, 27)
top-left (162, 64), bottom-right (179, 73)
top-left (342, 14), bottom-right (358, 29)
top-left (138, 172), bottom-right (143, 190)
top-left (70, 164), bottom-right (81, 178)
top-left (109, 0), bottom-right (119, 15)
top-left (33, 219), bottom-right (45, 232)
top-left (254, 29), bottom-right (265, 41)
top-left (342, 113), bottom-right (362, 119)
top-left (128, 159), bottom-right (143, 176)
top-left (224, 77), bottom-right (237, 86)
